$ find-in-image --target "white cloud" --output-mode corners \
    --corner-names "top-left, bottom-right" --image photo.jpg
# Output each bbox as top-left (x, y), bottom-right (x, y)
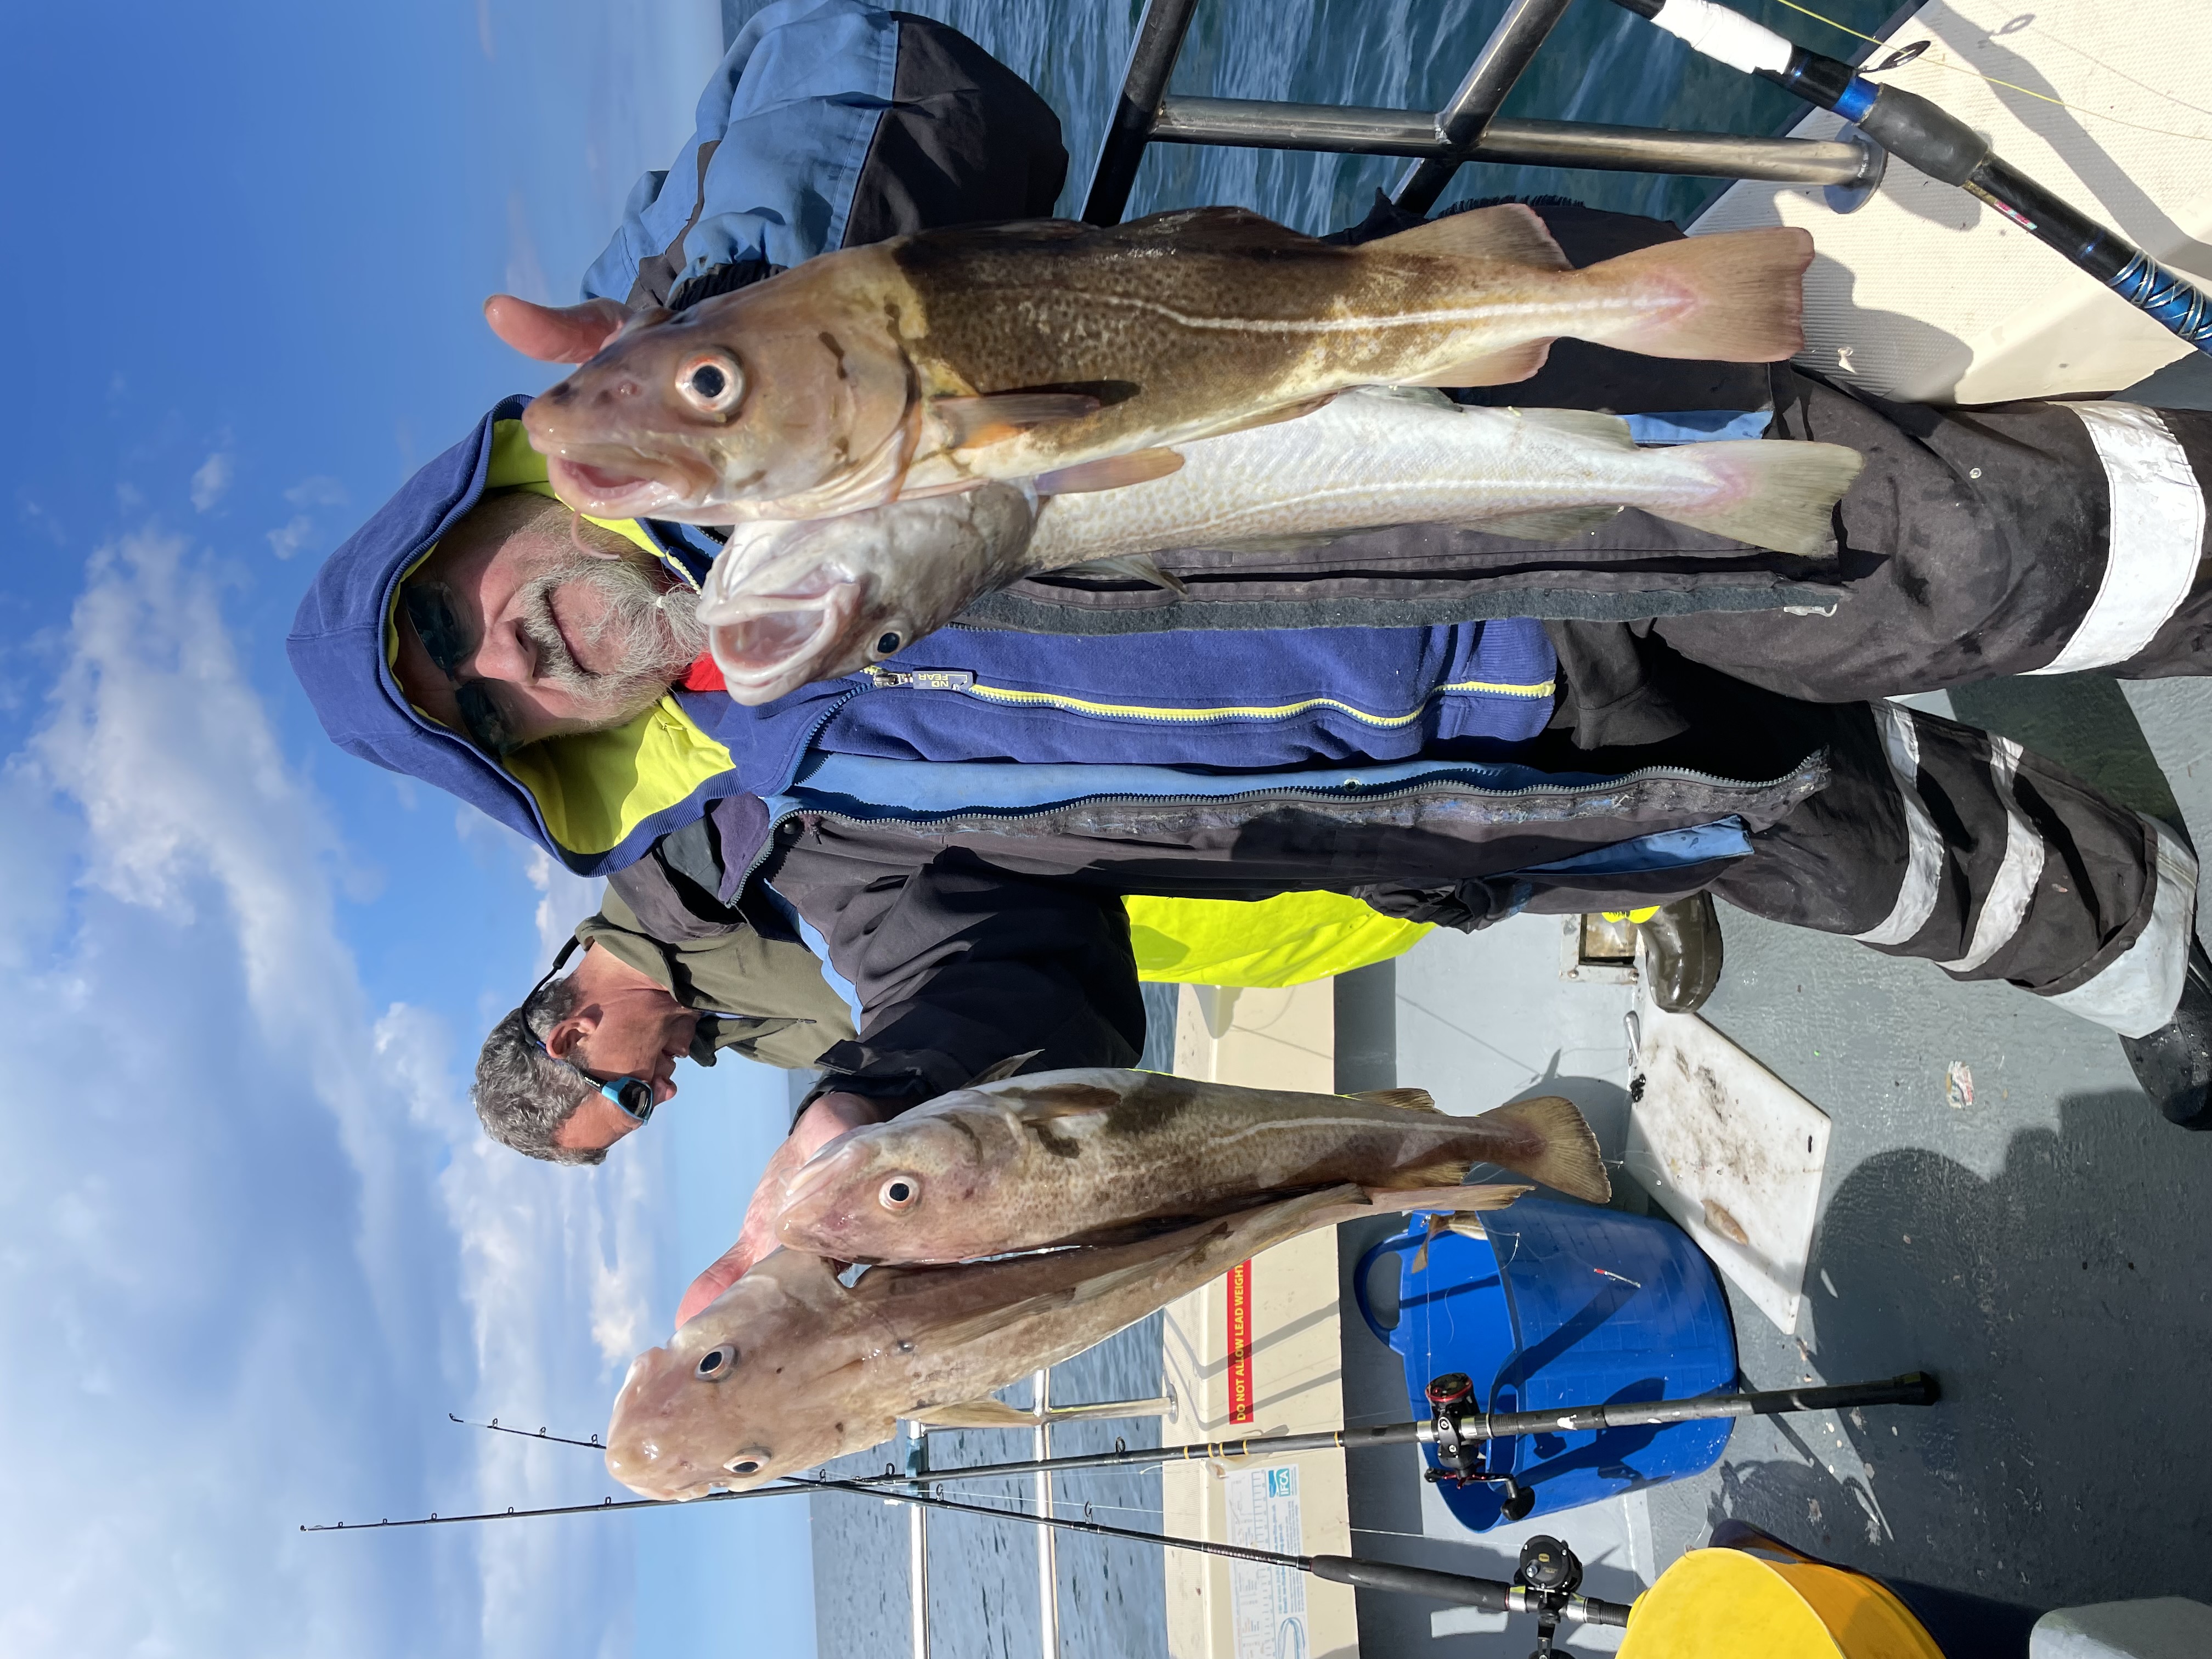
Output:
top-left (190, 451), bottom-right (233, 512)
top-left (0, 528), bottom-right (662, 1657)
top-left (268, 514), bottom-right (316, 559)
top-left (285, 475), bottom-right (351, 508)
top-left (505, 191), bottom-right (554, 307)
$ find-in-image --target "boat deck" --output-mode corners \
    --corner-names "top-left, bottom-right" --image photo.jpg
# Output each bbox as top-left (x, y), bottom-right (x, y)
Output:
top-left (1337, 358), bottom-right (2212, 1654)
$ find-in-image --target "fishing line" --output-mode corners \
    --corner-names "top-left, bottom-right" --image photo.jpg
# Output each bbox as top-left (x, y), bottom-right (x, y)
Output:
top-left (1764, 0), bottom-right (2212, 142)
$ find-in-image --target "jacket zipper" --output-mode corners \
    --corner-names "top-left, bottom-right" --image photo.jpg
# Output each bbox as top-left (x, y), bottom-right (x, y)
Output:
top-left (737, 753), bottom-right (1824, 888)
top-left (859, 666), bottom-right (1555, 726)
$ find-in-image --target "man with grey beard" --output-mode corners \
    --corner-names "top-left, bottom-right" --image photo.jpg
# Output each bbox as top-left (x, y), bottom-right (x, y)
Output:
top-left (388, 491), bottom-right (708, 752)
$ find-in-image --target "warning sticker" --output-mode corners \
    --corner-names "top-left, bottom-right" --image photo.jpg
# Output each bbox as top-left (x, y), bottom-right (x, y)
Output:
top-left (1227, 1464), bottom-right (1307, 1659)
top-left (1226, 1259), bottom-right (1255, 1425)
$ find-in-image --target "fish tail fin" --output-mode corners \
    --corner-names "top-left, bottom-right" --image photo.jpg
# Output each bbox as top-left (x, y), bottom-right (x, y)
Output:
top-left (1656, 438), bottom-right (1866, 555)
top-left (1470, 1094), bottom-right (1612, 1204)
top-left (1585, 227), bottom-right (1813, 363)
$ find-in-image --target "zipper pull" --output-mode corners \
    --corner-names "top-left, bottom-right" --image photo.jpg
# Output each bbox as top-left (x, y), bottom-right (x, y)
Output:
top-left (864, 667), bottom-right (976, 690)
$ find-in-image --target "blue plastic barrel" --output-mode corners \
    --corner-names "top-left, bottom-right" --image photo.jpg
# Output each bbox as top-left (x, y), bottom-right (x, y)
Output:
top-left (1354, 1197), bottom-right (1737, 1532)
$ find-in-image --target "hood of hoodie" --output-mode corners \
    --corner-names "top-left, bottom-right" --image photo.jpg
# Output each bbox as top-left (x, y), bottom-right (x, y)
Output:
top-left (286, 396), bottom-right (753, 876)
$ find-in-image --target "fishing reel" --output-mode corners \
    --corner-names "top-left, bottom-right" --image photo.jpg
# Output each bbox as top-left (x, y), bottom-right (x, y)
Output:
top-left (1419, 1372), bottom-right (1536, 1521)
top-left (1513, 1535), bottom-right (1590, 1659)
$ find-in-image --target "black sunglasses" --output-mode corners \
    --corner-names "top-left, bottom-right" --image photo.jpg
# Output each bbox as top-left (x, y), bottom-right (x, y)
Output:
top-left (523, 942), bottom-right (659, 1126)
top-left (402, 582), bottom-right (521, 755)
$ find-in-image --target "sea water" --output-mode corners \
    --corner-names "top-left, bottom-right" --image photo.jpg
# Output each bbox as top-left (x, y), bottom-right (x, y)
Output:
top-left (754, 0), bottom-right (1900, 1650)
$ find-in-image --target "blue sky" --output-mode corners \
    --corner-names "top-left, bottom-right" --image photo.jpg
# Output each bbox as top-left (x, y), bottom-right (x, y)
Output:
top-left (0, 1), bottom-right (817, 1652)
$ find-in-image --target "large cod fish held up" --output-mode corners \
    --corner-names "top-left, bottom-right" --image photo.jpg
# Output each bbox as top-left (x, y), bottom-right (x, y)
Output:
top-left (521, 204), bottom-right (1815, 524)
top-left (606, 1182), bottom-right (1515, 1499)
top-left (696, 389), bottom-right (1866, 702)
top-left (775, 1068), bottom-right (1609, 1265)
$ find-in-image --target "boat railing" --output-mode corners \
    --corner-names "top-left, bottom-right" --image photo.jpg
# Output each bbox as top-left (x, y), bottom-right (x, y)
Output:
top-left (1081, 0), bottom-right (1884, 225)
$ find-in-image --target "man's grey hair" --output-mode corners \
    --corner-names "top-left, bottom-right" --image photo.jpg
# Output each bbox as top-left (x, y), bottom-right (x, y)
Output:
top-left (472, 973), bottom-right (603, 1166)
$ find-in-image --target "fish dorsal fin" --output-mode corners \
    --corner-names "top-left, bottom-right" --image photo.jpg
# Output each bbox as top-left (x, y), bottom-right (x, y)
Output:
top-left (964, 1049), bottom-right (1045, 1087)
top-left (1051, 553), bottom-right (1187, 593)
top-left (1350, 1087), bottom-right (1438, 1111)
top-left (1402, 338), bottom-right (1553, 388)
top-left (1460, 505), bottom-right (1623, 541)
top-left (1189, 392), bottom-right (1338, 440)
top-left (1514, 407), bottom-right (1637, 447)
top-left (1372, 203), bottom-right (1571, 270)
top-left (1034, 447), bottom-right (1185, 496)
top-left (1353, 385), bottom-right (1459, 410)
top-left (1369, 1182), bottom-right (1531, 1216)
top-left (1112, 205), bottom-right (1324, 253)
top-left (936, 391), bottom-right (1101, 449)
top-left (909, 1398), bottom-right (1040, 1429)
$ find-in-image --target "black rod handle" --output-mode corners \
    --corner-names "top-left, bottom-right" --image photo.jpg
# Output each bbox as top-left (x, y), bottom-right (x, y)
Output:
top-left (1309, 1555), bottom-right (1514, 1610)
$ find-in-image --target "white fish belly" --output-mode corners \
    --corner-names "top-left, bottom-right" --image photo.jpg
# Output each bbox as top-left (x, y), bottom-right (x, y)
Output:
top-left (1026, 392), bottom-right (1720, 563)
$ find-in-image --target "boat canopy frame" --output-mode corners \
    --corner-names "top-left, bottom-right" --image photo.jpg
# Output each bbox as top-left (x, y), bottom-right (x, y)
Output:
top-left (1080, 0), bottom-right (1886, 226)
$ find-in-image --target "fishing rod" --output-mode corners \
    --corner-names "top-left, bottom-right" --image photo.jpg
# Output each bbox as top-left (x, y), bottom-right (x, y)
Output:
top-left (433, 1368), bottom-right (1934, 1526)
top-left (306, 1469), bottom-right (1632, 1647)
top-left (1604, 0), bottom-right (2212, 354)
top-left (830, 1369), bottom-right (1939, 1491)
top-left (791, 1472), bottom-right (1637, 1648)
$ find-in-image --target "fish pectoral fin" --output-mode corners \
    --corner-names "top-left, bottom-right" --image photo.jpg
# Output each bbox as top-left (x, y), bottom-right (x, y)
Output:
top-left (1458, 506), bottom-right (1623, 542)
top-left (1370, 201), bottom-right (1572, 270)
top-left (1349, 1087), bottom-right (1438, 1112)
top-left (1513, 407), bottom-right (1637, 448)
top-left (1008, 1082), bottom-right (1125, 1120)
top-left (964, 1049), bottom-right (1046, 1087)
top-left (924, 1285), bottom-right (1084, 1350)
top-left (909, 1398), bottom-right (1041, 1429)
top-left (1051, 554), bottom-right (1187, 594)
top-left (1034, 448), bottom-right (1186, 496)
top-left (1401, 338), bottom-right (1554, 388)
top-left (936, 391), bottom-right (1102, 449)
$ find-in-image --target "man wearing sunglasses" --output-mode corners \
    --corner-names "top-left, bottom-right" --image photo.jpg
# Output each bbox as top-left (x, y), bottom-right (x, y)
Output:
top-left (472, 840), bottom-right (859, 1165)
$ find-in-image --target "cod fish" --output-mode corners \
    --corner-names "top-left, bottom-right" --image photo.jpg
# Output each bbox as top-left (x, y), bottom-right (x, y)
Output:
top-left (774, 1068), bottom-right (1608, 1266)
top-left (606, 1182), bottom-right (1516, 1499)
top-left (697, 389), bottom-right (1865, 702)
top-left (520, 204), bottom-right (1814, 524)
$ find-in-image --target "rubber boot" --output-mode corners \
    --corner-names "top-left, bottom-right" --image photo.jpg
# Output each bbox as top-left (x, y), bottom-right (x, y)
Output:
top-left (1636, 893), bottom-right (1723, 1014)
top-left (2118, 940), bottom-right (2212, 1130)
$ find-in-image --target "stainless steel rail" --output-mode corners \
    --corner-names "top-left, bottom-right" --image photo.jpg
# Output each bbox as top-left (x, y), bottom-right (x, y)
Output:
top-left (1152, 97), bottom-right (1877, 184)
top-left (1081, 0), bottom-right (1881, 225)
top-left (1393, 0), bottom-right (1577, 213)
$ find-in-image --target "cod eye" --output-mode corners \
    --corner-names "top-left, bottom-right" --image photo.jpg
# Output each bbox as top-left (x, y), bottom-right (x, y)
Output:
top-left (879, 1175), bottom-right (921, 1211)
top-left (871, 630), bottom-right (903, 659)
top-left (695, 1342), bottom-right (740, 1380)
top-left (675, 351), bottom-right (743, 415)
top-left (725, 1448), bottom-right (771, 1477)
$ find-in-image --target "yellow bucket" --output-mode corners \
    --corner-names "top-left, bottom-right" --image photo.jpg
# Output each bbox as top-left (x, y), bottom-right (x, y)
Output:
top-left (1618, 1544), bottom-right (1946, 1659)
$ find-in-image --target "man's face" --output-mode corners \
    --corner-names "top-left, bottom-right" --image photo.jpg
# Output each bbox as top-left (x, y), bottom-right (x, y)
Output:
top-left (547, 974), bottom-right (702, 1154)
top-left (392, 495), bottom-right (704, 749)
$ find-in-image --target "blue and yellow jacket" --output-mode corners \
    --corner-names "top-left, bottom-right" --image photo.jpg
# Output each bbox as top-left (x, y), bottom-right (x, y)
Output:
top-left (287, 2), bottom-right (1830, 1034)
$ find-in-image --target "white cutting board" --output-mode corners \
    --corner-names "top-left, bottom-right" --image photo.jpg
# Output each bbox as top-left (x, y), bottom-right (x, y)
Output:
top-left (1625, 997), bottom-right (1831, 1334)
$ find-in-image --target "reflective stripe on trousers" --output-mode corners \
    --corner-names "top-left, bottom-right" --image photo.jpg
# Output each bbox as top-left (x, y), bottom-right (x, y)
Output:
top-left (2030, 404), bottom-right (2207, 674)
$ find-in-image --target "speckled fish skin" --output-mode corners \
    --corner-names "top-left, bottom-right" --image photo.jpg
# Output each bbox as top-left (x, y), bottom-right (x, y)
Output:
top-left (606, 1186), bottom-right (1371, 1499)
top-left (772, 1068), bottom-right (1607, 1266)
top-left (693, 390), bottom-right (1864, 701)
top-left (522, 205), bottom-right (1813, 524)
